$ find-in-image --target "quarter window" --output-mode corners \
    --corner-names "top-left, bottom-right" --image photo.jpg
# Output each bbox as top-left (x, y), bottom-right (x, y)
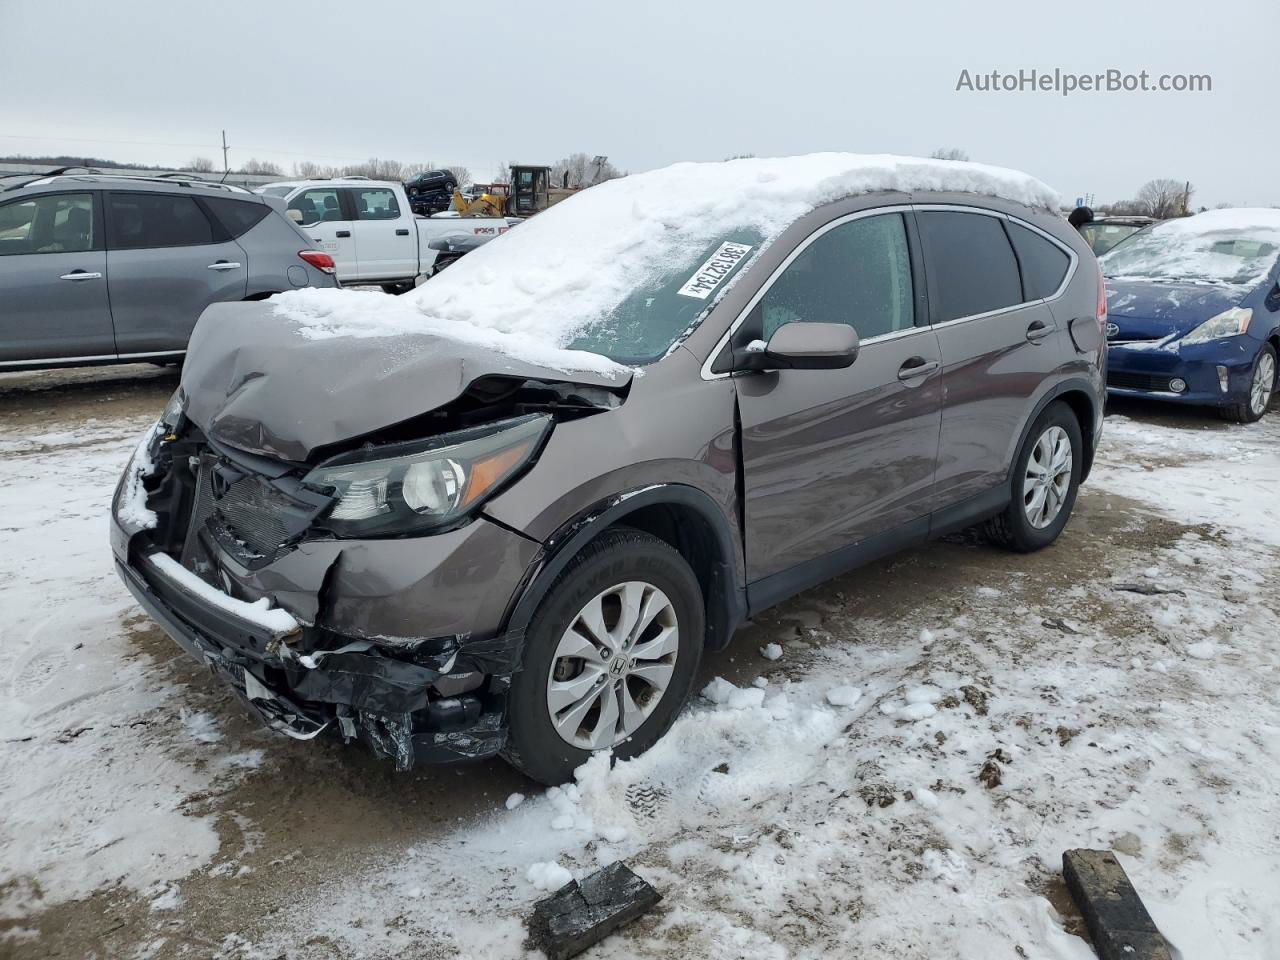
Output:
top-left (0, 193), bottom-right (96, 255)
top-left (108, 193), bottom-right (215, 249)
top-left (917, 211), bottom-right (1023, 323)
top-left (352, 188), bottom-right (400, 220)
top-left (1006, 221), bottom-right (1070, 300)
top-left (757, 213), bottom-right (914, 342)
top-left (289, 188), bottom-right (345, 226)
top-left (203, 197), bottom-right (270, 238)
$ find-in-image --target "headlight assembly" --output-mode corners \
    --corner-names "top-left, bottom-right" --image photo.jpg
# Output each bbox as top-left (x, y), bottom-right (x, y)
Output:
top-left (1182, 307), bottom-right (1252, 345)
top-left (303, 414), bottom-right (552, 537)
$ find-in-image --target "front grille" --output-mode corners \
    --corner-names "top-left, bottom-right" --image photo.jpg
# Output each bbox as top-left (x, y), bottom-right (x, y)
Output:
top-left (217, 477), bottom-right (295, 558)
top-left (180, 452), bottom-right (327, 568)
top-left (1107, 371), bottom-right (1177, 392)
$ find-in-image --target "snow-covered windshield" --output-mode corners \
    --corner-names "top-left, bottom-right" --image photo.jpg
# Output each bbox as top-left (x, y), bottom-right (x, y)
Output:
top-left (1100, 209), bottom-right (1280, 286)
top-left (273, 154), bottom-right (1059, 373)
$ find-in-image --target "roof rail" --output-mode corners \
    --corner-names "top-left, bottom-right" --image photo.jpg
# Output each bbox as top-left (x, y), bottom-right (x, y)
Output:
top-left (1, 173), bottom-right (253, 195)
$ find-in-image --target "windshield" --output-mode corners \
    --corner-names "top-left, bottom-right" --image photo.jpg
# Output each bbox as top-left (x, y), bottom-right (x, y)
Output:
top-left (565, 232), bottom-right (763, 363)
top-left (1079, 222), bottom-right (1143, 256)
top-left (1101, 224), bottom-right (1280, 285)
top-left (257, 185), bottom-right (293, 198)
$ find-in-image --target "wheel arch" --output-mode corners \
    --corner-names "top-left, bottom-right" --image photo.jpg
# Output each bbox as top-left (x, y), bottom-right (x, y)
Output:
top-left (499, 484), bottom-right (747, 653)
top-left (1013, 378), bottom-right (1100, 483)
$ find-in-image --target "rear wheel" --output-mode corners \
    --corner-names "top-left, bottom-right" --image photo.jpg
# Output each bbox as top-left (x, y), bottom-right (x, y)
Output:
top-left (984, 401), bottom-right (1083, 552)
top-left (1218, 343), bottom-right (1276, 423)
top-left (379, 281), bottom-right (415, 295)
top-left (502, 528), bottom-right (703, 785)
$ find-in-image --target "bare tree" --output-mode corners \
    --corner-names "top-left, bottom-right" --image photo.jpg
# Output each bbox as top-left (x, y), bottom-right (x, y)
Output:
top-left (930, 147), bottom-right (970, 161)
top-left (240, 157), bottom-right (283, 176)
top-left (185, 156), bottom-right (215, 173)
top-left (445, 166), bottom-right (471, 188)
top-left (1136, 179), bottom-right (1193, 219)
top-left (550, 152), bottom-right (624, 189)
top-left (293, 160), bottom-right (325, 179)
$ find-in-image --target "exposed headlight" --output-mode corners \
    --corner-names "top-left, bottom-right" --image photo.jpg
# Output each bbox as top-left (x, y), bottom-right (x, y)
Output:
top-left (160, 389), bottom-right (185, 430)
top-left (303, 414), bottom-right (552, 537)
top-left (1182, 307), bottom-right (1252, 345)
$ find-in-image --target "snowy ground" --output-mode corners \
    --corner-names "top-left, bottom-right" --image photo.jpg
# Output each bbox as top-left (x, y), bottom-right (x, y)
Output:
top-left (1, 365), bottom-right (1277, 959)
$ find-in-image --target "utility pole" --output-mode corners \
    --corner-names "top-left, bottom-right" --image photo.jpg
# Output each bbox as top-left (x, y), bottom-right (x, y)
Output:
top-left (1182, 180), bottom-right (1191, 216)
top-left (221, 130), bottom-right (230, 176)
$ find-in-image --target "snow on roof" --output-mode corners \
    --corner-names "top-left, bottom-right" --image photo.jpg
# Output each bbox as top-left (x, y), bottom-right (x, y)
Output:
top-left (273, 153), bottom-right (1060, 371)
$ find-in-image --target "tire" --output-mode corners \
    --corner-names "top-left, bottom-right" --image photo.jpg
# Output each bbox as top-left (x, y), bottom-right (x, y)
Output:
top-left (502, 528), bottom-right (704, 785)
top-left (1217, 343), bottom-right (1276, 424)
top-left (984, 401), bottom-right (1083, 552)
top-left (380, 281), bottom-right (414, 295)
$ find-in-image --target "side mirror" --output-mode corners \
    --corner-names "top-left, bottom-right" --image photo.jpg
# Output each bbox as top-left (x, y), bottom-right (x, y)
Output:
top-left (740, 322), bottom-right (860, 371)
top-left (286, 208), bottom-right (304, 224)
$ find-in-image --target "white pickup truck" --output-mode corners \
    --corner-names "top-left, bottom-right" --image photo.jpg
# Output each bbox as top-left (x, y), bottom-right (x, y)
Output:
top-left (256, 178), bottom-right (512, 291)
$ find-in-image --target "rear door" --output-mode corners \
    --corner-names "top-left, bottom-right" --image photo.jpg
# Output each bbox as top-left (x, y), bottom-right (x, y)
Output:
top-left (917, 207), bottom-right (1073, 508)
top-left (0, 191), bottom-right (115, 363)
top-left (345, 186), bottom-right (416, 280)
top-left (287, 186), bottom-right (358, 282)
top-left (732, 209), bottom-right (942, 596)
top-left (105, 191), bottom-right (248, 356)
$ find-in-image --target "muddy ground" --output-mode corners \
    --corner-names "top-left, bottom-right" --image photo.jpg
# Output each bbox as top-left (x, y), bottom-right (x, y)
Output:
top-left (0, 363), bottom-right (1274, 959)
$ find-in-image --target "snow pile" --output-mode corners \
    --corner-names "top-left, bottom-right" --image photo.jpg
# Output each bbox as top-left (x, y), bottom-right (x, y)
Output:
top-left (273, 154), bottom-right (1058, 369)
top-left (1101, 207), bottom-right (1280, 286)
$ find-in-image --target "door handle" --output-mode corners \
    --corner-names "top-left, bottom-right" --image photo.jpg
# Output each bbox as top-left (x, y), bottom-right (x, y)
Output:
top-left (207, 261), bottom-right (242, 271)
top-left (897, 357), bottom-right (940, 380)
top-left (1026, 319), bottom-right (1052, 341)
top-left (335, 230), bottom-right (351, 238)
top-left (395, 228), bottom-right (410, 236)
top-left (59, 270), bottom-right (102, 281)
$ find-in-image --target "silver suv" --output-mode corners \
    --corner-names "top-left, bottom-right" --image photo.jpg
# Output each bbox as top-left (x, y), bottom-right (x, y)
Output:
top-left (0, 172), bottom-right (339, 371)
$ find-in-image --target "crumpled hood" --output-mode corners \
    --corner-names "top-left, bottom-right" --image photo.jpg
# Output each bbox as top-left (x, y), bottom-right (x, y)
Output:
top-left (1105, 279), bottom-right (1250, 339)
top-left (179, 301), bottom-right (630, 462)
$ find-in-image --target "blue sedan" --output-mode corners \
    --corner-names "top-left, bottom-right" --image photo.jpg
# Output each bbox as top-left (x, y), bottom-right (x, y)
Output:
top-left (1101, 209), bottom-right (1280, 422)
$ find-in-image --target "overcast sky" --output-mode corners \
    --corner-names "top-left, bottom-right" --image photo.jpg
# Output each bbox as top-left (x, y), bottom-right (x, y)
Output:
top-left (2, 0), bottom-right (1275, 208)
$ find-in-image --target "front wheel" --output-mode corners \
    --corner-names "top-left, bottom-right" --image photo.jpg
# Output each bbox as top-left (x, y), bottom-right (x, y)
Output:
top-left (984, 401), bottom-right (1083, 552)
top-left (502, 528), bottom-right (704, 785)
top-left (1219, 343), bottom-right (1276, 424)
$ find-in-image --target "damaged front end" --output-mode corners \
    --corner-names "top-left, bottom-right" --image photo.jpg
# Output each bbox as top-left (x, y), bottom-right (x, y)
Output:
top-left (112, 367), bottom-right (625, 770)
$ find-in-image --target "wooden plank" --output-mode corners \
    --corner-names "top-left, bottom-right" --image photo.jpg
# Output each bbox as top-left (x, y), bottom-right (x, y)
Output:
top-left (1062, 849), bottom-right (1172, 960)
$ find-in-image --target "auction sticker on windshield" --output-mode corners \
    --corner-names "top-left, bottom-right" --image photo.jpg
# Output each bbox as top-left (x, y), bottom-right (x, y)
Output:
top-left (676, 241), bottom-right (753, 299)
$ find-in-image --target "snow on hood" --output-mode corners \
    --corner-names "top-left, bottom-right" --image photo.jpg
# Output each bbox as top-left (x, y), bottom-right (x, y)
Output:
top-left (272, 153), bottom-right (1060, 365)
top-left (1101, 208), bottom-right (1280, 287)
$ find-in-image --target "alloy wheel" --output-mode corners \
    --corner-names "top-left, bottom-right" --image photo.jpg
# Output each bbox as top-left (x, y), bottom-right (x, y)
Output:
top-left (1023, 425), bottom-right (1073, 529)
top-left (545, 581), bottom-right (680, 750)
top-left (1251, 352), bottom-right (1276, 417)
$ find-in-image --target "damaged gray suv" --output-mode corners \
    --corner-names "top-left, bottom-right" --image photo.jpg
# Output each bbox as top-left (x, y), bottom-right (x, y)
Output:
top-left (111, 155), bottom-right (1106, 785)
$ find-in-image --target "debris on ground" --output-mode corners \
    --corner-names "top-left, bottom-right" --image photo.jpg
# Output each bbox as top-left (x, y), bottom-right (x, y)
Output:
top-left (1063, 849), bottom-right (1172, 960)
top-left (526, 861), bottom-right (661, 960)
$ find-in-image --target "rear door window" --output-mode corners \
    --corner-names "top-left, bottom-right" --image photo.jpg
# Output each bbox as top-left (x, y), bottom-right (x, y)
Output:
top-left (0, 193), bottom-right (96, 255)
top-left (917, 210), bottom-right (1023, 323)
top-left (107, 193), bottom-right (216, 249)
top-left (289, 188), bottom-right (345, 225)
top-left (1006, 221), bottom-right (1070, 300)
top-left (202, 197), bottom-right (270, 238)
top-left (351, 188), bottom-right (400, 220)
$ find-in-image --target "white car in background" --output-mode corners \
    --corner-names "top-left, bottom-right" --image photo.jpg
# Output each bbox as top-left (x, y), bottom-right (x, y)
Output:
top-left (257, 178), bottom-right (513, 292)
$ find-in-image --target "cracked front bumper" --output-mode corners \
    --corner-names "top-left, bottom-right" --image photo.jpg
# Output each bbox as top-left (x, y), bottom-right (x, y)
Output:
top-left (111, 467), bottom-right (539, 768)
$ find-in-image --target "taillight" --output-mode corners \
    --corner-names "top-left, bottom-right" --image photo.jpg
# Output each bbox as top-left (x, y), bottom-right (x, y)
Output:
top-left (298, 250), bottom-right (336, 275)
